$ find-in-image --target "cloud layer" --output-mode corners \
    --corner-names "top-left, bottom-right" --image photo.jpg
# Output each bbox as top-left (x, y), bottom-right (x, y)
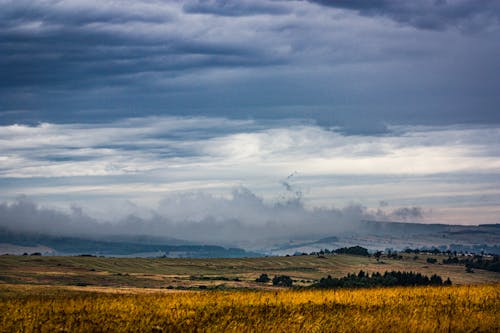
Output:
top-left (309, 0), bottom-right (500, 31)
top-left (0, 1), bottom-right (498, 238)
top-left (0, 0), bottom-right (498, 132)
top-left (1, 116), bottom-right (499, 226)
top-left (0, 189), bottom-right (427, 247)
top-left (1, 117), bottom-right (499, 179)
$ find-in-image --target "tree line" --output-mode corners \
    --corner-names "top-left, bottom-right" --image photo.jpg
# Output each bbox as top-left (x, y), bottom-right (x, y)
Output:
top-left (442, 254), bottom-right (499, 273)
top-left (313, 270), bottom-right (451, 289)
top-left (403, 247), bottom-right (500, 273)
top-left (295, 245), bottom-right (370, 257)
top-left (256, 270), bottom-right (451, 289)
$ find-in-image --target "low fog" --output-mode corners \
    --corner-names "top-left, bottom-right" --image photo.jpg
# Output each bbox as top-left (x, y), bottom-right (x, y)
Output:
top-left (0, 187), bottom-right (425, 248)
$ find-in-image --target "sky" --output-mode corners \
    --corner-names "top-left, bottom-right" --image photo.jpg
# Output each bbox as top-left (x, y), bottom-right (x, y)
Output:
top-left (0, 0), bottom-right (499, 244)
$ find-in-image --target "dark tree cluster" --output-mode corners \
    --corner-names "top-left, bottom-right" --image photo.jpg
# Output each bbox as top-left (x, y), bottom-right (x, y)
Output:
top-left (313, 270), bottom-right (451, 289)
top-left (255, 273), bottom-right (271, 283)
top-left (403, 246), bottom-right (500, 257)
top-left (443, 254), bottom-right (500, 273)
top-left (333, 246), bottom-right (370, 256)
top-left (404, 248), bottom-right (442, 255)
top-left (305, 246), bottom-right (370, 257)
top-left (272, 275), bottom-right (293, 287)
top-left (387, 252), bottom-right (403, 260)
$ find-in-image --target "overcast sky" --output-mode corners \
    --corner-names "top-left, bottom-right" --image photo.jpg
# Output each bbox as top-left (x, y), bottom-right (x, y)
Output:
top-left (1, 0), bottom-right (499, 242)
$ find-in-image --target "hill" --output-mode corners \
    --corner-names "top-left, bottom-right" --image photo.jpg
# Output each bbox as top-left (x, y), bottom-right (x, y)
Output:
top-left (0, 252), bottom-right (498, 290)
top-left (1, 221), bottom-right (499, 258)
top-left (271, 221), bottom-right (500, 255)
top-left (0, 228), bottom-right (259, 258)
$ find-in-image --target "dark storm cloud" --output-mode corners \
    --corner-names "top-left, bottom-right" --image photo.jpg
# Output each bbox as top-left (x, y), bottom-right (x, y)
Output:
top-left (0, 0), bottom-right (285, 90)
top-left (0, 0), bottom-right (295, 125)
top-left (0, 0), bottom-right (498, 132)
top-left (0, 2), bottom-right (171, 26)
top-left (308, 0), bottom-right (500, 31)
top-left (183, 0), bottom-right (291, 16)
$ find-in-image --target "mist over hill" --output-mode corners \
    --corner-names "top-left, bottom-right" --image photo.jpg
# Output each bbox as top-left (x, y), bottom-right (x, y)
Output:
top-left (1, 191), bottom-right (498, 257)
top-left (0, 227), bottom-right (259, 258)
top-left (271, 221), bottom-right (500, 256)
top-left (1, 219), bottom-right (498, 257)
top-left (0, 191), bottom-right (423, 249)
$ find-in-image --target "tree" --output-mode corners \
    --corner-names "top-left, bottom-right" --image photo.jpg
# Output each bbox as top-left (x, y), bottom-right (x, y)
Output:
top-left (430, 274), bottom-right (443, 285)
top-left (272, 275), bottom-right (293, 287)
top-left (255, 273), bottom-right (271, 283)
top-left (335, 246), bottom-right (369, 256)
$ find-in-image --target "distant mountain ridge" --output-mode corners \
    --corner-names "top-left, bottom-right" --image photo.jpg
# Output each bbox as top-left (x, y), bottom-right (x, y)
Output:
top-left (360, 220), bottom-right (500, 235)
top-left (0, 227), bottom-right (261, 258)
top-left (1, 220), bottom-right (498, 257)
top-left (270, 221), bottom-right (500, 256)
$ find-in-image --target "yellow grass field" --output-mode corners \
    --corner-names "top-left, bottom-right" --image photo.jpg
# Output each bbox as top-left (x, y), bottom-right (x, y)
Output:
top-left (1, 284), bottom-right (498, 332)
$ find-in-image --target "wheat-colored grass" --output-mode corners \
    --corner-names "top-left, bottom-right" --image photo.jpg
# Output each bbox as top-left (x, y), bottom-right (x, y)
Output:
top-left (1, 284), bottom-right (498, 332)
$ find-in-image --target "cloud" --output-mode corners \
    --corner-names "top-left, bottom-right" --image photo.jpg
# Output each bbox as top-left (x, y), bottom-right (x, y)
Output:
top-left (0, 0), bottom-right (288, 90)
top-left (1, 117), bottom-right (499, 184)
top-left (182, 0), bottom-right (291, 16)
top-left (1, 0), bottom-right (497, 130)
top-left (2, 117), bottom-right (499, 179)
top-left (1, 116), bottom-right (498, 226)
top-left (0, 195), bottom-right (100, 235)
top-left (0, 189), bottom-right (426, 247)
top-left (389, 206), bottom-right (425, 221)
top-left (308, 0), bottom-right (500, 32)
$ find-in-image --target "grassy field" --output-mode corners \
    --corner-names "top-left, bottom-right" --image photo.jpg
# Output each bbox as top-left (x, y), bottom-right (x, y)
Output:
top-left (0, 254), bottom-right (499, 332)
top-left (0, 253), bottom-right (499, 289)
top-left (0, 284), bottom-right (498, 332)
